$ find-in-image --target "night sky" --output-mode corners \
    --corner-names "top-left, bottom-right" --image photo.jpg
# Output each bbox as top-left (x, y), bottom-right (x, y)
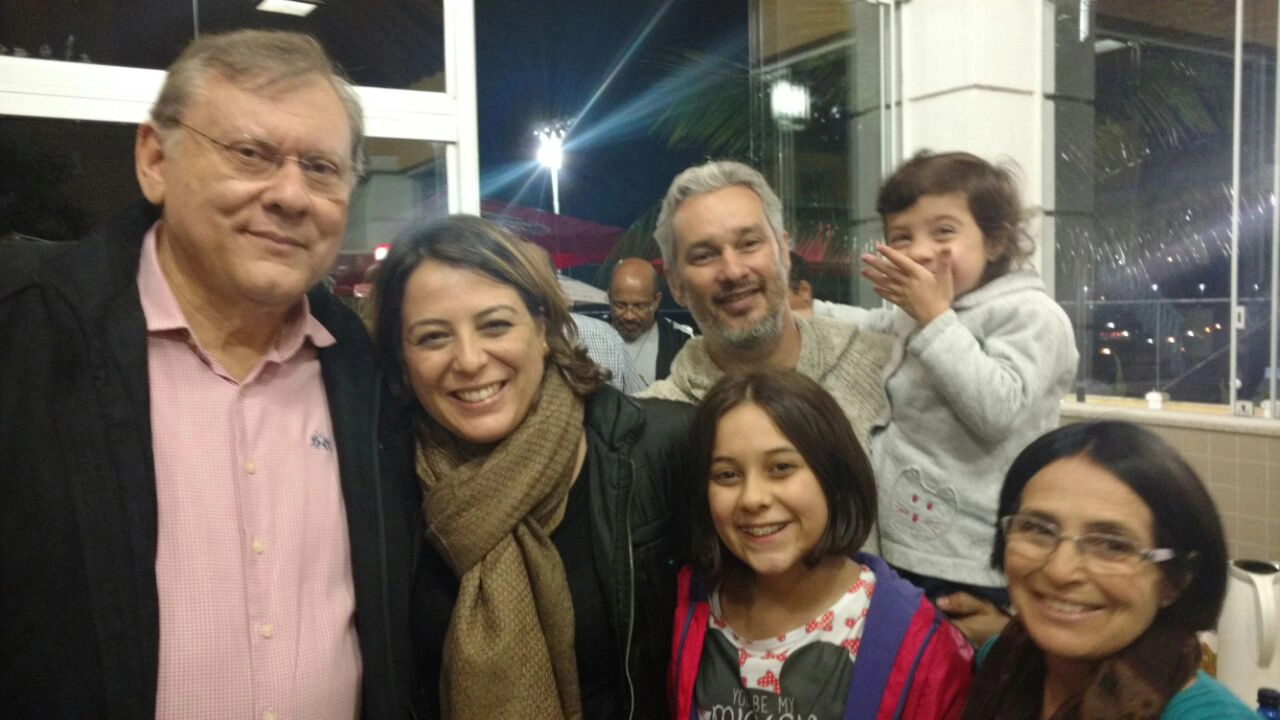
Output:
top-left (474, 0), bottom-right (747, 229)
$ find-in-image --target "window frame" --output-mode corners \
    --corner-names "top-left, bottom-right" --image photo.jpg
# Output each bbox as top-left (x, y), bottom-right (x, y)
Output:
top-left (0, 0), bottom-right (479, 213)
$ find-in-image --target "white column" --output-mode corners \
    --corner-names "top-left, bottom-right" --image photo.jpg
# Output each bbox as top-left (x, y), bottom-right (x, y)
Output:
top-left (896, 0), bottom-right (1090, 298)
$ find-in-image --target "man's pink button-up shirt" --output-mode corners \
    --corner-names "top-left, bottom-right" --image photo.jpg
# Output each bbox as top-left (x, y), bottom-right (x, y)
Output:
top-left (139, 226), bottom-right (361, 720)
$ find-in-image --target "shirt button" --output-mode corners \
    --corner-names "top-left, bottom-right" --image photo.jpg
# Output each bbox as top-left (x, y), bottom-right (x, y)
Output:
top-left (263, 711), bottom-right (279, 720)
top-left (245, 460), bottom-right (257, 475)
top-left (259, 623), bottom-right (274, 639)
top-left (251, 539), bottom-right (266, 555)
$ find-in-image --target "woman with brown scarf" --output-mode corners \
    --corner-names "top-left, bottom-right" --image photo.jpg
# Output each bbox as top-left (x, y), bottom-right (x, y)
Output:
top-left (961, 421), bottom-right (1252, 720)
top-left (371, 216), bottom-right (692, 720)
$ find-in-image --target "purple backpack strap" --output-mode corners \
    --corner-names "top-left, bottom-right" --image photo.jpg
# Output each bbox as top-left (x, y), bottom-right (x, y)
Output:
top-left (841, 554), bottom-right (925, 720)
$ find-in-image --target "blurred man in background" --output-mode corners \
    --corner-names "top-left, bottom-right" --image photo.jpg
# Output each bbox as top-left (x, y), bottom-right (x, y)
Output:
top-left (608, 257), bottom-right (691, 386)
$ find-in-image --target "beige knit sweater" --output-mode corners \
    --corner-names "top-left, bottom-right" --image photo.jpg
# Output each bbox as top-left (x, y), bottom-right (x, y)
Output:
top-left (639, 315), bottom-right (892, 448)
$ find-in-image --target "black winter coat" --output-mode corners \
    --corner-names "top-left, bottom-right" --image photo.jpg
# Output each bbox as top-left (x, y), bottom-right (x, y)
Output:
top-left (0, 202), bottom-right (425, 719)
top-left (410, 385), bottom-right (693, 720)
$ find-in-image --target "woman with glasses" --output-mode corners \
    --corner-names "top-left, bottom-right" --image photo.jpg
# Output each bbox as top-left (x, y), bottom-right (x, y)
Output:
top-left (961, 420), bottom-right (1252, 719)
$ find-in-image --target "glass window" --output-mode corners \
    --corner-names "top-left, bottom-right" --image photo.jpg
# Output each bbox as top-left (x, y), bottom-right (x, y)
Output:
top-left (752, 0), bottom-right (883, 306)
top-left (0, 117), bottom-right (449, 301)
top-left (346, 138), bottom-right (448, 251)
top-left (0, 116), bottom-right (141, 243)
top-left (333, 138), bottom-right (449, 298)
top-left (0, 0), bottom-right (445, 91)
top-left (1056, 1), bottom-right (1280, 411)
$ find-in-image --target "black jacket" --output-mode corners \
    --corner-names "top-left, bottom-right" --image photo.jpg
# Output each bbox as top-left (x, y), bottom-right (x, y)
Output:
top-left (0, 203), bottom-right (425, 719)
top-left (654, 317), bottom-right (692, 382)
top-left (411, 385), bottom-right (693, 719)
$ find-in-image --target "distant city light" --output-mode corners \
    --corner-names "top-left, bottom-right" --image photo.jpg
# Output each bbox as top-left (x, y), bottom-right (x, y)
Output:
top-left (373, 243), bottom-right (390, 262)
top-left (1198, 283), bottom-right (1206, 292)
top-left (1147, 338), bottom-right (1155, 344)
top-left (1106, 321), bottom-right (1115, 329)
top-left (1215, 323), bottom-right (1223, 330)
top-left (1186, 330), bottom-right (1194, 337)
top-left (1151, 283), bottom-right (1159, 291)
top-left (1100, 348), bottom-right (1112, 356)
top-left (1121, 330), bottom-right (1130, 337)
top-left (1167, 337), bottom-right (1176, 344)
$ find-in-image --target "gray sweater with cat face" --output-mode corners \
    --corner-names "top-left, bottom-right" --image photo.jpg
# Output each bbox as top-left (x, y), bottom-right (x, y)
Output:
top-left (830, 271), bottom-right (1079, 587)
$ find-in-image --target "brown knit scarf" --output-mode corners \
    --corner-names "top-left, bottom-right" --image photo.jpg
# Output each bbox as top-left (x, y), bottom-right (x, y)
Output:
top-left (961, 617), bottom-right (1201, 720)
top-left (416, 369), bottom-right (586, 720)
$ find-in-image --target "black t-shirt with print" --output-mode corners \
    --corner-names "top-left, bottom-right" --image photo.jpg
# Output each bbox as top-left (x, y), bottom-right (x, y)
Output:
top-left (693, 629), bottom-right (853, 720)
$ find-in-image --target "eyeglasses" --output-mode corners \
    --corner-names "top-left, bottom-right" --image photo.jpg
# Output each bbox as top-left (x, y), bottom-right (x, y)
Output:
top-left (1000, 513), bottom-right (1176, 576)
top-left (610, 299), bottom-right (657, 314)
top-left (177, 122), bottom-right (355, 197)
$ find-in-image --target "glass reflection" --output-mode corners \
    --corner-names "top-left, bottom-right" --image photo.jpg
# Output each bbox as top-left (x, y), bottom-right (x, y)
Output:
top-left (332, 138), bottom-right (448, 300)
top-left (752, 0), bottom-right (872, 307)
top-left (1058, 0), bottom-right (1280, 406)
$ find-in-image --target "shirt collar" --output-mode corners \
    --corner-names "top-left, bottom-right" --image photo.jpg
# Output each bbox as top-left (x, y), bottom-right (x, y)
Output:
top-left (136, 223), bottom-right (337, 362)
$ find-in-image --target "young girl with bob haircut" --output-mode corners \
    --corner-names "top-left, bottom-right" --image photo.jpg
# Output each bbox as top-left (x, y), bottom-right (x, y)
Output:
top-left (825, 151), bottom-right (1078, 620)
top-left (962, 420), bottom-right (1252, 719)
top-left (670, 369), bottom-right (973, 720)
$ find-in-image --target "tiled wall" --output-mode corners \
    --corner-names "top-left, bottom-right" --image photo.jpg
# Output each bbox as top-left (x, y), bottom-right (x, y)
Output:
top-left (1147, 426), bottom-right (1280, 562)
top-left (1061, 407), bottom-right (1280, 562)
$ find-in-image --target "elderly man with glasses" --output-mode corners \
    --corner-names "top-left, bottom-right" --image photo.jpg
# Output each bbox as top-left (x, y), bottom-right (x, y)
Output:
top-left (0, 31), bottom-right (422, 718)
top-left (607, 257), bottom-right (692, 387)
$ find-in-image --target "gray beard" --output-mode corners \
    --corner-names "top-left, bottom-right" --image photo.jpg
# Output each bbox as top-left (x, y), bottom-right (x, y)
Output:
top-left (706, 309), bottom-right (785, 355)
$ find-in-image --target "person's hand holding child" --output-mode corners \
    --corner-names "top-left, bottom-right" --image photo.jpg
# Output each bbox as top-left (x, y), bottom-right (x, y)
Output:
top-left (936, 591), bottom-right (1010, 647)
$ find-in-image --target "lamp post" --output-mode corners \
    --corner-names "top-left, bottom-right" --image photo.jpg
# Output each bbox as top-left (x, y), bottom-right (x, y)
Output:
top-left (535, 122), bottom-right (568, 215)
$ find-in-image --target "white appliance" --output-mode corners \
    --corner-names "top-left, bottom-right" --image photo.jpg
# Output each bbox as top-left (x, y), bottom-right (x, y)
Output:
top-left (1217, 559), bottom-right (1280, 703)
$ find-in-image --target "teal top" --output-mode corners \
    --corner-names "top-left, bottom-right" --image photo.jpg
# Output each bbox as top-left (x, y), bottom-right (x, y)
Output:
top-left (1160, 671), bottom-right (1255, 719)
top-left (975, 639), bottom-right (1255, 719)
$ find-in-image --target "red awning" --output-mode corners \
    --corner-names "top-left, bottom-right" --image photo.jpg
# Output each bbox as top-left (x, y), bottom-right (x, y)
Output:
top-left (481, 199), bottom-right (623, 269)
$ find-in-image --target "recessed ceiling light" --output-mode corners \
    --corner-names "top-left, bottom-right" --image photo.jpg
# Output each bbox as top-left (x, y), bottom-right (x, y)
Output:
top-left (256, 0), bottom-right (318, 17)
top-left (1094, 39), bottom-right (1125, 54)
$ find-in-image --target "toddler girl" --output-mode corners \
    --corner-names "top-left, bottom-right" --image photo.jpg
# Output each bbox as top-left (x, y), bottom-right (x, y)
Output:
top-left (669, 368), bottom-right (972, 720)
top-left (847, 151), bottom-right (1078, 616)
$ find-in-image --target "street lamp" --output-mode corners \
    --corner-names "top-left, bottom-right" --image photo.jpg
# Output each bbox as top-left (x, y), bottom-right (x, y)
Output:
top-left (535, 122), bottom-right (568, 215)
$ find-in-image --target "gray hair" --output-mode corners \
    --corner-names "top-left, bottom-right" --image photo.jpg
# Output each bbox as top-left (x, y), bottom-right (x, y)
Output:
top-left (653, 160), bottom-right (787, 268)
top-left (150, 30), bottom-right (365, 177)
